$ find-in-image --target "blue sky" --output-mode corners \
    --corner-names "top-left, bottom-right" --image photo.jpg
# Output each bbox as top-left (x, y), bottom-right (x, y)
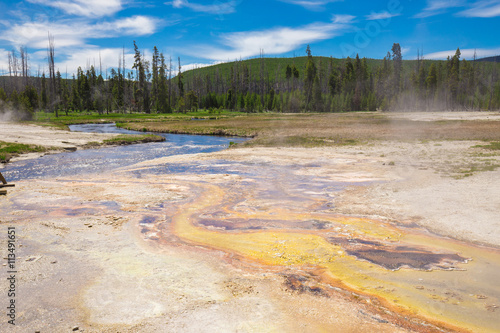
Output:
top-left (0, 0), bottom-right (499, 76)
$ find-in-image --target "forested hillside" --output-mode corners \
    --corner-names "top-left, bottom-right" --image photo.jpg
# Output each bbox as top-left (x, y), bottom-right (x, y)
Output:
top-left (1, 43), bottom-right (499, 121)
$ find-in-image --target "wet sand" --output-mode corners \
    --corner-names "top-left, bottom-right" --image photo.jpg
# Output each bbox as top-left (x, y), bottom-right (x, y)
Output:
top-left (1, 117), bottom-right (500, 332)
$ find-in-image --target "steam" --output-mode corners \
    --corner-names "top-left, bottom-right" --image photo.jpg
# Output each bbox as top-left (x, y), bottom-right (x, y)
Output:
top-left (0, 100), bottom-right (32, 122)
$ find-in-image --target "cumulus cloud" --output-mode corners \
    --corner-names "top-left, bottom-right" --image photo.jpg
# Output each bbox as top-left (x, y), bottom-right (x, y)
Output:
top-left (425, 47), bottom-right (500, 59)
top-left (166, 0), bottom-right (238, 14)
top-left (458, 0), bottom-right (500, 18)
top-left (184, 16), bottom-right (355, 61)
top-left (27, 0), bottom-right (123, 17)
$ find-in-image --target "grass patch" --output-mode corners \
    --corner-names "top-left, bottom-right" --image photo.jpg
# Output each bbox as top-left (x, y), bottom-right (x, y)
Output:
top-left (22, 121), bottom-right (69, 131)
top-left (118, 113), bottom-right (500, 144)
top-left (453, 162), bottom-right (500, 179)
top-left (31, 111), bottom-right (500, 149)
top-left (0, 141), bottom-right (47, 162)
top-left (101, 134), bottom-right (165, 145)
top-left (242, 136), bottom-right (362, 148)
top-left (33, 110), bottom-right (243, 126)
top-left (244, 136), bottom-right (329, 147)
top-left (474, 141), bottom-right (500, 150)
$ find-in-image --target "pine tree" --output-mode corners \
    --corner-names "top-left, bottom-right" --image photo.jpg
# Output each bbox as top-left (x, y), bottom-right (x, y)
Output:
top-left (177, 57), bottom-right (184, 99)
top-left (426, 63), bottom-right (438, 91)
top-left (391, 43), bottom-right (402, 95)
top-left (151, 46), bottom-right (160, 112)
top-left (304, 45), bottom-right (316, 110)
top-left (449, 48), bottom-right (461, 104)
top-left (132, 41), bottom-right (150, 113)
top-left (312, 75), bottom-right (323, 111)
top-left (70, 75), bottom-right (80, 111)
top-left (158, 52), bottom-right (170, 113)
top-left (285, 65), bottom-right (292, 91)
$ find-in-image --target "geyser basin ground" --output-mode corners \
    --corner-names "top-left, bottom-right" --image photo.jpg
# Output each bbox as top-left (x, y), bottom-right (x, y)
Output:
top-left (1, 117), bottom-right (500, 332)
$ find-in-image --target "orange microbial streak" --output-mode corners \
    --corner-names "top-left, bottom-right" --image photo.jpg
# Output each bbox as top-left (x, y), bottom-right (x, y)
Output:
top-left (170, 182), bottom-right (500, 332)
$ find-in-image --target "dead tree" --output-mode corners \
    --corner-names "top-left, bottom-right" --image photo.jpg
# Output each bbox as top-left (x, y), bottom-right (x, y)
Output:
top-left (47, 32), bottom-right (58, 117)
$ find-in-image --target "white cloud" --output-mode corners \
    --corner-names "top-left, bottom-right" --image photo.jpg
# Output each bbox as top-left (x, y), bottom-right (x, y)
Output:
top-left (104, 15), bottom-right (162, 35)
top-left (185, 16), bottom-right (355, 61)
top-left (25, 46), bottom-right (136, 77)
top-left (27, 0), bottom-right (123, 18)
top-left (458, 0), bottom-right (500, 17)
top-left (401, 47), bottom-right (411, 55)
top-left (1, 16), bottom-right (161, 49)
top-left (366, 11), bottom-right (401, 20)
top-left (425, 47), bottom-right (500, 59)
top-left (166, 0), bottom-right (237, 14)
top-left (332, 14), bottom-right (356, 24)
top-left (278, 0), bottom-right (340, 11)
top-left (414, 0), bottom-right (465, 18)
top-left (0, 49), bottom-right (9, 74)
top-left (54, 47), bottom-right (136, 75)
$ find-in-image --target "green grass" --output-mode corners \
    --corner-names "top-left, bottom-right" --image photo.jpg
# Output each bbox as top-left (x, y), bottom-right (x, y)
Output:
top-left (101, 134), bottom-right (165, 145)
top-left (243, 136), bottom-right (329, 147)
top-left (474, 141), bottom-right (500, 150)
top-left (0, 141), bottom-right (47, 162)
top-left (240, 136), bottom-right (362, 148)
top-left (454, 163), bottom-right (500, 179)
top-left (33, 110), bottom-right (243, 126)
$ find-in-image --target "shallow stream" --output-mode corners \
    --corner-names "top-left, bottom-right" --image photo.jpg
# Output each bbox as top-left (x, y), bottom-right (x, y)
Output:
top-left (2, 123), bottom-right (246, 181)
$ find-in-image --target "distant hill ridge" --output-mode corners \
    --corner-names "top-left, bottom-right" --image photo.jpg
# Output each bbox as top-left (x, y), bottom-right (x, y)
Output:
top-left (476, 55), bottom-right (500, 62)
top-left (182, 55), bottom-right (500, 81)
top-left (182, 56), bottom-right (436, 82)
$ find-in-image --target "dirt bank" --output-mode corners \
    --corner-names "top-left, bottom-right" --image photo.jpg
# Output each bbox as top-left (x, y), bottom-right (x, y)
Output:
top-left (0, 122), bottom-right (118, 164)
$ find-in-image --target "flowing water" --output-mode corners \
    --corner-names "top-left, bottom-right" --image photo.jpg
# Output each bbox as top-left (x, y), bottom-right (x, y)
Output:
top-left (3, 124), bottom-right (499, 332)
top-left (1, 123), bottom-right (246, 182)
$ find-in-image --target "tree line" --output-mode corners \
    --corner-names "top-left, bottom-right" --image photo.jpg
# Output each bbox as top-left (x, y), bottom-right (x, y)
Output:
top-left (1, 42), bottom-right (499, 120)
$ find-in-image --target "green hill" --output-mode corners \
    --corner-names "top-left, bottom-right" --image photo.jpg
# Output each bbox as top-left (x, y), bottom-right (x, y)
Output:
top-left (182, 56), bottom-right (441, 82)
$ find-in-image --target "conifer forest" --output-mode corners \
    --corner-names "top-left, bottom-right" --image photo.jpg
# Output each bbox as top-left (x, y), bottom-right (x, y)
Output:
top-left (1, 42), bottom-right (499, 120)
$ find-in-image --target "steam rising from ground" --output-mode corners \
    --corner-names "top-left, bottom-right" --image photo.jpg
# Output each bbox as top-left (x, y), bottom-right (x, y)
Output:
top-left (0, 104), bottom-right (18, 122)
top-left (0, 101), bottom-right (33, 121)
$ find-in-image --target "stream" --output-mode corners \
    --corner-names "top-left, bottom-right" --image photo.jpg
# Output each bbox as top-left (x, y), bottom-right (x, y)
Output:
top-left (1, 123), bottom-right (247, 182)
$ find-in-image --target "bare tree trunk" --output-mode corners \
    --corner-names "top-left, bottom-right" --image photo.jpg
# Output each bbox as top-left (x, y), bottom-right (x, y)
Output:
top-left (20, 46), bottom-right (26, 85)
top-left (8, 52), bottom-right (12, 77)
top-left (47, 33), bottom-right (58, 117)
top-left (168, 56), bottom-right (172, 109)
top-left (122, 47), bottom-right (127, 113)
